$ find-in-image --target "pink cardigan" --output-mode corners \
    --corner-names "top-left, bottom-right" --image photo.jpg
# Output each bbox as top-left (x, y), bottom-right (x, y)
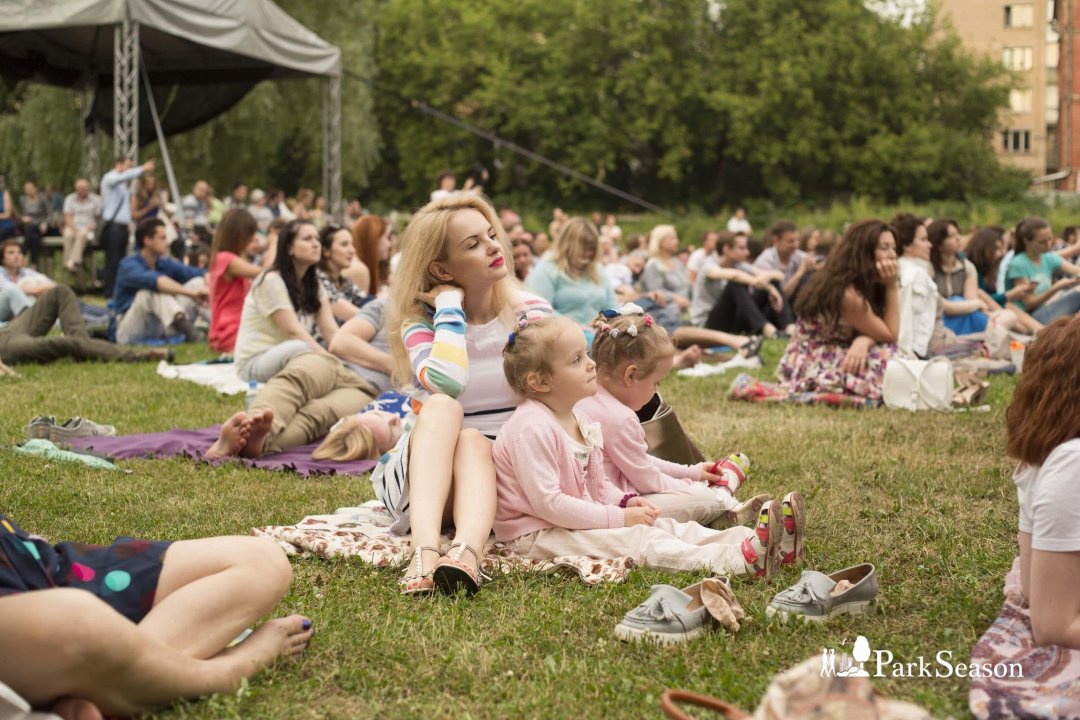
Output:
top-left (576, 385), bottom-right (703, 494)
top-left (493, 399), bottom-right (625, 542)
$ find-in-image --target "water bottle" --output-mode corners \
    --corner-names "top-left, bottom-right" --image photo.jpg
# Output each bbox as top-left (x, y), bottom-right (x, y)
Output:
top-left (245, 380), bottom-right (258, 410)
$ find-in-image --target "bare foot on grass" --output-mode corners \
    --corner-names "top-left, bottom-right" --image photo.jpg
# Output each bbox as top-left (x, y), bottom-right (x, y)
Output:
top-left (218, 615), bottom-right (313, 678)
top-left (239, 409), bottom-right (274, 459)
top-left (673, 345), bottom-right (703, 369)
top-left (51, 697), bottom-right (105, 720)
top-left (206, 412), bottom-right (251, 460)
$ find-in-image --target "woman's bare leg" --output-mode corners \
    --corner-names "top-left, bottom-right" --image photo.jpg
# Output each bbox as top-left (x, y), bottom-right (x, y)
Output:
top-left (0, 589), bottom-right (311, 717)
top-left (449, 429), bottom-right (497, 561)
top-left (672, 326), bottom-right (750, 350)
top-left (138, 536), bottom-right (293, 659)
top-left (406, 394), bottom-right (465, 572)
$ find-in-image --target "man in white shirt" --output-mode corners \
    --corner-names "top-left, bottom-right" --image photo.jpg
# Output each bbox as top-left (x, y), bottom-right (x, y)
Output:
top-left (100, 156), bottom-right (155, 298)
top-left (687, 230), bottom-right (719, 283)
top-left (61, 178), bottom-right (102, 276)
top-left (726, 207), bottom-right (752, 235)
top-left (752, 220), bottom-right (820, 300)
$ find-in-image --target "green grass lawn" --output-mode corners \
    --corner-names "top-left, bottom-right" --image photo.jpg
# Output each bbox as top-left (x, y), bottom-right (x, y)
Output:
top-left (0, 340), bottom-right (1017, 719)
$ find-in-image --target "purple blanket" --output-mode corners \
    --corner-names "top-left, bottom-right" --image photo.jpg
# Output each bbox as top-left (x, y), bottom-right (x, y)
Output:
top-left (68, 426), bottom-right (376, 477)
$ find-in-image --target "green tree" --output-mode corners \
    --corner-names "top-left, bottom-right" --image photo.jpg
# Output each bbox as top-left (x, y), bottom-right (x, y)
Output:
top-left (373, 0), bottom-right (1022, 209)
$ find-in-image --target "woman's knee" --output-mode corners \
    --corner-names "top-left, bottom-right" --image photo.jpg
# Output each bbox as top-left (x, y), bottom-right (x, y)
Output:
top-left (234, 536), bottom-right (293, 599)
top-left (419, 394), bottom-right (464, 426)
top-left (455, 428), bottom-right (492, 459)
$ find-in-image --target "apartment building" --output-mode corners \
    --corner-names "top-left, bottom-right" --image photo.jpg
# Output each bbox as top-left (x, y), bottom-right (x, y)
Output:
top-left (938, 0), bottom-right (1059, 178)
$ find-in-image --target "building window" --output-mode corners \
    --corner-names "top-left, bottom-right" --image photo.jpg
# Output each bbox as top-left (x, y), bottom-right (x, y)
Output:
top-left (1005, 4), bottom-right (1034, 27)
top-left (1003, 46), bottom-right (1034, 70)
top-left (1047, 84), bottom-right (1059, 114)
top-left (1001, 129), bottom-right (1032, 153)
top-left (1010, 89), bottom-right (1033, 112)
top-left (1047, 43), bottom-right (1059, 68)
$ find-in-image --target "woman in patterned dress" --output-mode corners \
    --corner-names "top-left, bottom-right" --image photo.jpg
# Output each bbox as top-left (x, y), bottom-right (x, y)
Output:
top-left (776, 219), bottom-right (900, 401)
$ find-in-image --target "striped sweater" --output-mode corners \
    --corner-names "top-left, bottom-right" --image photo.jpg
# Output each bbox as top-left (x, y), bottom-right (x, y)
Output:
top-left (401, 289), bottom-right (552, 438)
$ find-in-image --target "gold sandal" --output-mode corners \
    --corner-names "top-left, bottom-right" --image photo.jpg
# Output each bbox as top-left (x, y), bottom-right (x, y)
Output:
top-left (399, 546), bottom-right (442, 596)
top-left (432, 542), bottom-right (491, 597)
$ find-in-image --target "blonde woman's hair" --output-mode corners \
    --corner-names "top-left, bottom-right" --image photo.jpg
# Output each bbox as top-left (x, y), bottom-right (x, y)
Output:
top-left (502, 316), bottom-right (576, 397)
top-left (552, 217), bottom-right (602, 284)
top-left (386, 193), bottom-right (520, 389)
top-left (312, 419), bottom-right (378, 462)
top-left (591, 310), bottom-right (674, 378)
top-left (648, 224), bottom-right (678, 258)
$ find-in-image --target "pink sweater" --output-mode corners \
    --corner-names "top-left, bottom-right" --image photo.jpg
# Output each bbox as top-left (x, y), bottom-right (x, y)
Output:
top-left (576, 385), bottom-right (703, 494)
top-left (493, 399), bottom-right (625, 542)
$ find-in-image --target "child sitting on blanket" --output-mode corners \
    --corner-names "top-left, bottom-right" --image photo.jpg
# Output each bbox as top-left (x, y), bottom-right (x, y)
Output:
top-left (491, 315), bottom-right (806, 578)
top-left (577, 304), bottom-right (773, 528)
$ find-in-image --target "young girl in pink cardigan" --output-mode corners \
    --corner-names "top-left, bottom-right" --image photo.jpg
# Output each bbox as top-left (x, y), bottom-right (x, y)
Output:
top-left (492, 315), bottom-right (804, 578)
top-left (577, 304), bottom-right (775, 529)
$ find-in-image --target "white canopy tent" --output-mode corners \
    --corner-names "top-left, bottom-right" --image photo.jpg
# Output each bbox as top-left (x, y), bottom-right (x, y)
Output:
top-left (0, 0), bottom-right (342, 213)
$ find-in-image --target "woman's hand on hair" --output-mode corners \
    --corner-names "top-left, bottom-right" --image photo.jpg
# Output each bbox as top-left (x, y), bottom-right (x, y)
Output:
top-left (417, 283), bottom-right (464, 306)
top-left (840, 335), bottom-right (874, 375)
top-left (876, 258), bottom-right (899, 286)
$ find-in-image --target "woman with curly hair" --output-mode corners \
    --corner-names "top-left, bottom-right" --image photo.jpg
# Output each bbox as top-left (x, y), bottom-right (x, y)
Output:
top-left (776, 219), bottom-right (899, 400)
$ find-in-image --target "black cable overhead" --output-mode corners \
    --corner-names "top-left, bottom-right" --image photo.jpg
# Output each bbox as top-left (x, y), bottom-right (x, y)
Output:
top-left (342, 68), bottom-right (670, 216)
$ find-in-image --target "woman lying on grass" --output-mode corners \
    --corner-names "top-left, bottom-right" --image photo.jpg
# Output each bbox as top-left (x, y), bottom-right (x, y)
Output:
top-left (0, 515), bottom-right (312, 719)
top-left (1005, 314), bottom-right (1080, 649)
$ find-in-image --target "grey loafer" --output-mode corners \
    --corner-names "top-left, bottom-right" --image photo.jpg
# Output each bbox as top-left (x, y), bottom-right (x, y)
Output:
top-left (766, 563), bottom-right (877, 623)
top-left (49, 417), bottom-right (117, 444)
top-left (614, 579), bottom-right (730, 644)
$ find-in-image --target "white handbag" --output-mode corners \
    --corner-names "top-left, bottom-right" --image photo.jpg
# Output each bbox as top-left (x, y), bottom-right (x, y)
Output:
top-left (883, 357), bottom-right (954, 411)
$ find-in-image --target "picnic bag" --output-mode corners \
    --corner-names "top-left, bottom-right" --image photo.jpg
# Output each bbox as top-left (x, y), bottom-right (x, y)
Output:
top-left (883, 356), bottom-right (953, 412)
top-left (641, 395), bottom-right (705, 465)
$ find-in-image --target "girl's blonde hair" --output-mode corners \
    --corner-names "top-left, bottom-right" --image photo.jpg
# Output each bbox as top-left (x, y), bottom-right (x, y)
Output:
top-left (591, 309), bottom-right (674, 377)
top-left (648, 224), bottom-right (677, 257)
top-left (551, 217), bottom-right (602, 284)
top-left (387, 193), bottom-right (520, 389)
top-left (312, 419), bottom-right (378, 462)
top-left (502, 316), bottom-right (575, 397)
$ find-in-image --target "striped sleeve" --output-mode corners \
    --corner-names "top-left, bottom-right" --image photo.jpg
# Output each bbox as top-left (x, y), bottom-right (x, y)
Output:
top-left (512, 291), bottom-right (554, 323)
top-left (402, 290), bottom-right (468, 397)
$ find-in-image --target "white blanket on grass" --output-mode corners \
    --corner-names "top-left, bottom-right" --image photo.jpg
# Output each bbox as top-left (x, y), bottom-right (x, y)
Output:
top-left (156, 361), bottom-right (253, 396)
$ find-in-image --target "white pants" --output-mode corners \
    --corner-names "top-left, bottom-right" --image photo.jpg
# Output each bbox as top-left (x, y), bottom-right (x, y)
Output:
top-left (62, 226), bottom-right (92, 267)
top-left (509, 518), bottom-right (752, 576)
top-left (644, 483), bottom-right (737, 525)
top-left (115, 277), bottom-right (205, 345)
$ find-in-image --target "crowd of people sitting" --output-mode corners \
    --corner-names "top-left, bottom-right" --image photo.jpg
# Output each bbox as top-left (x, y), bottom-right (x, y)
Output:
top-left (3, 165), bottom-right (1080, 718)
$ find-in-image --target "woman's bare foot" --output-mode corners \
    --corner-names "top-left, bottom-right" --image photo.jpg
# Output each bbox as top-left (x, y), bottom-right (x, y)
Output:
top-left (239, 409), bottom-right (275, 459)
top-left (206, 412), bottom-right (251, 460)
top-left (51, 697), bottom-right (105, 720)
top-left (218, 615), bottom-right (313, 677)
top-left (673, 345), bottom-right (703, 369)
top-left (761, 323), bottom-right (778, 339)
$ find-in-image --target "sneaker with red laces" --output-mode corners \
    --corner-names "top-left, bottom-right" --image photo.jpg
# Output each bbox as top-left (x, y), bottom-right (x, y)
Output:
top-left (707, 452), bottom-right (750, 494)
top-left (741, 500), bottom-right (782, 579)
top-left (781, 491), bottom-right (805, 566)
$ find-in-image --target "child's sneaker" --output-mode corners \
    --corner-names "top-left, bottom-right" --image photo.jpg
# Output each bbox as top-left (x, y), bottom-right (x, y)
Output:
top-left (781, 491), bottom-right (805, 566)
top-left (707, 452), bottom-right (750, 494)
top-left (741, 500), bottom-right (782, 579)
top-left (709, 493), bottom-right (773, 530)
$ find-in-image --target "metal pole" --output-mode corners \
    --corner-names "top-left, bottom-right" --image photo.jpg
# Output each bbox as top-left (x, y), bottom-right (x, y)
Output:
top-left (113, 19), bottom-right (139, 163)
top-left (80, 82), bottom-right (100, 187)
top-left (323, 76), bottom-right (343, 222)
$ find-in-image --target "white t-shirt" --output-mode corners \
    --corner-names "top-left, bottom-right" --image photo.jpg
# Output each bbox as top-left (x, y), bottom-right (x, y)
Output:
top-left (605, 261), bottom-right (633, 289)
top-left (687, 248), bottom-right (709, 276)
top-left (727, 217), bottom-right (751, 234)
top-left (234, 271), bottom-right (327, 366)
top-left (1015, 438), bottom-right (1080, 552)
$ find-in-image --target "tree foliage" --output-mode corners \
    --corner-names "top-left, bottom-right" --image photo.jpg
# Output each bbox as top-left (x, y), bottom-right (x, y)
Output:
top-left (373, 0), bottom-right (1024, 209)
top-left (0, 0), bottom-right (1023, 210)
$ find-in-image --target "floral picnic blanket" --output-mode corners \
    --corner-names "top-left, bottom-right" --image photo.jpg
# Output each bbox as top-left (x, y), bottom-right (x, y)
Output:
top-left (252, 501), bottom-right (634, 585)
top-left (969, 556), bottom-right (1080, 719)
top-left (727, 373), bottom-right (881, 408)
